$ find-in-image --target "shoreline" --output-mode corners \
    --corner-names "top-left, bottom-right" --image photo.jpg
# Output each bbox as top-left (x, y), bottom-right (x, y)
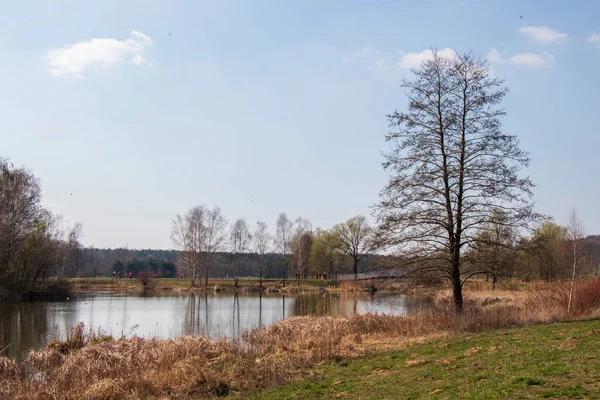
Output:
top-left (67, 277), bottom-right (408, 295)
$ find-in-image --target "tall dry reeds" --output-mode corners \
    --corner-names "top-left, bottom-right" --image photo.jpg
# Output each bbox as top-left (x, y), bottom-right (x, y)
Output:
top-left (2, 280), bottom-right (600, 399)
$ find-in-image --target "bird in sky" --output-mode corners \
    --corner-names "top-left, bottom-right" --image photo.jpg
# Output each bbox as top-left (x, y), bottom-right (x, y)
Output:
top-left (520, 15), bottom-right (523, 19)
top-left (168, 32), bottom-right (172, 36)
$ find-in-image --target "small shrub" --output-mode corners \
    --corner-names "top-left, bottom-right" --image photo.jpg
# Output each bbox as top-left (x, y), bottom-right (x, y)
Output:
top-left (137, 271), bottom-right (153, 287)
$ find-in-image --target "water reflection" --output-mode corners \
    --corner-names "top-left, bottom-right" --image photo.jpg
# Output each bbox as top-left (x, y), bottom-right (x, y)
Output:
top-left (0, 292), bottom-right (431, 360)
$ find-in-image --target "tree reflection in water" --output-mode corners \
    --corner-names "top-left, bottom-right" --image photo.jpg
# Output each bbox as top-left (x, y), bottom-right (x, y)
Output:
top-left (0, 292), bottom-right (431, 359)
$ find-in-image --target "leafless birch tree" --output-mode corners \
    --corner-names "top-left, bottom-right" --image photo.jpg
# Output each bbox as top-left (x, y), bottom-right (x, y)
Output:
top-left (289, 217), bottom-right (313, 286)
top-left (230, 218), bottom-right (252, 287)
top-left (203, 206), bottom-right (227, 287)
top-left (567, 208), bottom-right (585, 315)
top-left (171, 205), bottom-right (227, 286)
top-left (253, 220), bottom-right (272, 288)
top-left (275, 213), bottom-right (293, 288)
top-left (171, 206), bottom-right (206, 286)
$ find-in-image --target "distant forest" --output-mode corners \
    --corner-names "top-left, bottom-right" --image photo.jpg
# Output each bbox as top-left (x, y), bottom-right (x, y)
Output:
top-left (67, 248), bottom-right (375, 279)
top-left (66, 234), bottom-right (600, 282)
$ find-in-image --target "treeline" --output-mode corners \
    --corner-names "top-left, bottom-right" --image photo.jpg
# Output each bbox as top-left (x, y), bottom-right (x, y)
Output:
top-left (407, 217), bottom-right (600, 287)
top-left (63, 248), bottom-right (380, 280)
top-left (170, 207), bottom-right (379, 286)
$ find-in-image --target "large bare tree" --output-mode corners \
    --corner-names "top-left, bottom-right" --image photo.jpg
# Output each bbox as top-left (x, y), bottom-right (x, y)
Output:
top-left (253, 220), bottom-right (272, 288)
top-left (376, 51), bottom-right (537, 311)
top-left (275, 213), bottom-right (293, 288)
top-left (229, 218), bottom-right (252, 287)
top-left (333, 215), bottom-right (375, 280)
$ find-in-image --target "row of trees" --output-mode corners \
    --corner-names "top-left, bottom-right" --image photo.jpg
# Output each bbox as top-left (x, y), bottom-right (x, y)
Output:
top-left (0, 159), bottom-right (82, 299)
top-left (171, 207), bottom-right (379, 287)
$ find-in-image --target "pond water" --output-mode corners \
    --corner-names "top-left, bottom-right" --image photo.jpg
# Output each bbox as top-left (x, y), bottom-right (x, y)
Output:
top-left (0, 292), bottom-right (432, 360)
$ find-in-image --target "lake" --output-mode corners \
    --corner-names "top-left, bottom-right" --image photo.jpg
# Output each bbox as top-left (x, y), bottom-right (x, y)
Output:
top-left (0, 292), bottom-right (431, 360)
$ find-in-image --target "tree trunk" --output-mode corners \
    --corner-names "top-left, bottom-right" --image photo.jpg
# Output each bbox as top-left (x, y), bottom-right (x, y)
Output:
top-left (451, 256), bottom-right (463, 312)
top-left (568, 239), bottom-right (577, 315)
top-left (283, 260), bottom-right (287, 288)
top-left (353, 257), bottom-right (358, 281)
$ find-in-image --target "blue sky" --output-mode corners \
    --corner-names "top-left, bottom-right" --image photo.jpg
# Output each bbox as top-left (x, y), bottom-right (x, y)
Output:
top-left (1, 0), bottom-right (599, 249)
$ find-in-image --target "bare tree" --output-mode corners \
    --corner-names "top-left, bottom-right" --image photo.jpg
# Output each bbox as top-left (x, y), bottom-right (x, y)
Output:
top-left (567, 208), bottom-right (585, 315)
top-left (289, 217), bottom-right (313, 287)
top-left (253, 220), bottom-right (272, 288)
top-left (333, 215), bottom-right (375, 280)
top-left (468, 209), bottom-right (517, 289)
top-left (203, 206), bottom-right (227, 287)
top-left (275, 213), bottom-right (293, 288)
top-left (375, 51), bottom-right (538, 311)
top-left (230, 218), bottom-right (252, 287)
top-left (171, 206), bottom-right (206, 286)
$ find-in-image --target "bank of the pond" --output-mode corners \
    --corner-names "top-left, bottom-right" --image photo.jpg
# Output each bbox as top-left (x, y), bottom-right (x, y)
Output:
top-left (2, 280), bottom-right (600, 399)
top-left (68, 277), bottom-right (338, 295)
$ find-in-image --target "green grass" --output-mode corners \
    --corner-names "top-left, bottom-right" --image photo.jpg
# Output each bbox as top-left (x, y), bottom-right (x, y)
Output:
top-left (250, 319), bottom-right (600, 399)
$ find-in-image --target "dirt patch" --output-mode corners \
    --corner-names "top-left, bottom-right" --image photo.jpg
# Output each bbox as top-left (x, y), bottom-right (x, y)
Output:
top-left (435, 356), bottom-right (457, 365)
top-left (406, 359), bottom-right (427, 367)
top-left (558, 337), bottom-right (578, 350)
top-left (463, 347), bottom-right (483, 356)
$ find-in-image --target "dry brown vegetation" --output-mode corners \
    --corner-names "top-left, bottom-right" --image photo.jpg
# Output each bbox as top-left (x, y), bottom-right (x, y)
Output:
top-left (2, 280), bottom-right (600, 399)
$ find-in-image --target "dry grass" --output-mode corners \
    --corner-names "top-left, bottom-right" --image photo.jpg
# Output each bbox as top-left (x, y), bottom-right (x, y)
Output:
top-left (2, 279), bottom-right (600, 399)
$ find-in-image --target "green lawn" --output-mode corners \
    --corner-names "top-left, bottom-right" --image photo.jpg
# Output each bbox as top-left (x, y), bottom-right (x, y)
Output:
top-left (251, 319), bottom-right (600, 399)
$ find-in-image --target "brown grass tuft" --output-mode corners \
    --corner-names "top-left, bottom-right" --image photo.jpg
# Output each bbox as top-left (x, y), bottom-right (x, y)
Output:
top-left (0, 356), bottom-right (21, 380)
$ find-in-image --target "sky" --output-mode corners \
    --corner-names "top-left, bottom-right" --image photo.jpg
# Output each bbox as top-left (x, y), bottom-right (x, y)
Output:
top-left (1, 0), bottom-right (599, 249)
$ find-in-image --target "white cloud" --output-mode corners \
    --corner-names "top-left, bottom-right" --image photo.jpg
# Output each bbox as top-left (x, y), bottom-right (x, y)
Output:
top-left (397, 48), bottom-right (456, 69)
top-left (488, 48), bottom-right (554, 68)
top-left (132, 54), bottom-right (148, 66)
top-left (519, 26), bottom-right (568, 44)
top-left (46, 30), bottom-right (154, 77)
top-left (588, 33), bottom-right (600, 46)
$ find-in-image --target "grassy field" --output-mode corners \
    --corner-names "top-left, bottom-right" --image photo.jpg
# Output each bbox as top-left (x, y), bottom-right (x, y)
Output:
top-left (254, 319), bottom-right (600, 399)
